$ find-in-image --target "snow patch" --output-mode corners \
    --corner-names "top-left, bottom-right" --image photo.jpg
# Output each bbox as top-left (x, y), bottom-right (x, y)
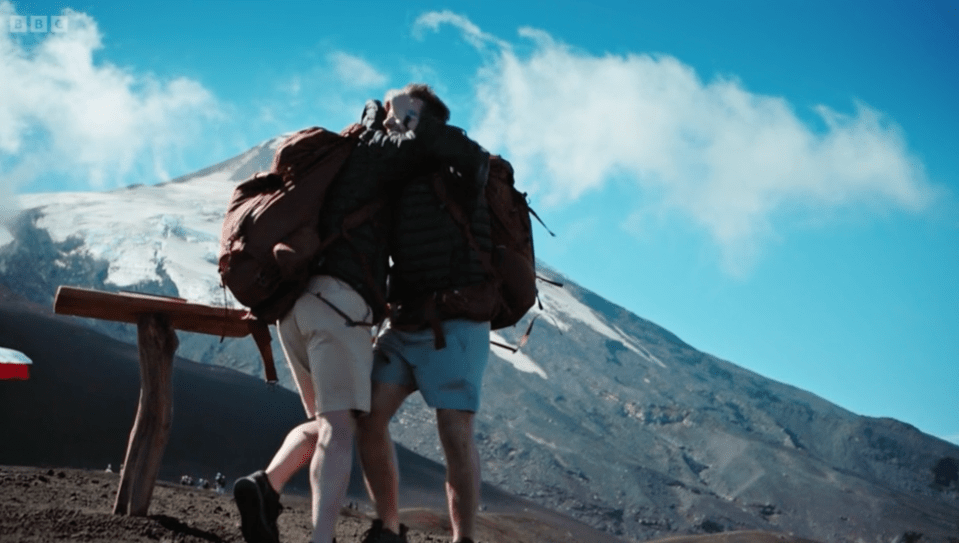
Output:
top-left (524, 432), bottom-right (557, 449)
top-left (535, 280), bottom-right (666, 368)
top-left (490, 332), bottom-right (547, 378)
top-left (16, 169), bottom-right (242, 306)
top-left (0, 347), bottom-right (32, 364)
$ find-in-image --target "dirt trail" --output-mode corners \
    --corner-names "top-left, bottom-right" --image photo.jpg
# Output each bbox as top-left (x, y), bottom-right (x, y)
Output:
top-left (0, 465), bottom-right (634, 543)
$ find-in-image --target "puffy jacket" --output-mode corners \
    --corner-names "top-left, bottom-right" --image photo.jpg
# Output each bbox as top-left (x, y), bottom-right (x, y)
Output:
top-left (317, 110), bottom-right (489, 322)
top-left (389, 166), bottom-right (492, 307)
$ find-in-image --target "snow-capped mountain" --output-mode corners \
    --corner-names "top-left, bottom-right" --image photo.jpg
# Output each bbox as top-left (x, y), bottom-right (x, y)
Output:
top-left (2, 137), bottom-right (957, 542)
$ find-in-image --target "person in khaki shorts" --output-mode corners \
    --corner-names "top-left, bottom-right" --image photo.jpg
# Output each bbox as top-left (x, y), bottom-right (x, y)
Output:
top-left (232, 85), bottom-right (490, 543)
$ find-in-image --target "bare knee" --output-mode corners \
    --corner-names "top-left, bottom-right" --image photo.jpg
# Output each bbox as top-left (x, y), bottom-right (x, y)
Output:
top-left (437, 409), bottom-right (474, 437)
top-left (436, 409), bottom-right (475, 461)
top-left (295, 420), bottom-right (319, 442)
top-left (356, 409), bottom-right (390, 435)
top-left (315, 410), bottom-right (356, 449)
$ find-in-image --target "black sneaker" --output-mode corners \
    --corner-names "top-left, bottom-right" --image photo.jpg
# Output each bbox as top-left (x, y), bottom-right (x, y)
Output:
top-left (233, 470), bottom-right (282, 543)
top-left (360, 519), bottom-right (409, 543)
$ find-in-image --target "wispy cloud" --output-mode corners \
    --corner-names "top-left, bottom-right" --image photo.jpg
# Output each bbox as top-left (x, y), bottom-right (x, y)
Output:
top-left (0, 2), bottom-right (219, 193)
top-left (417, 12), bottom-right (936, 275)
top-left (327, 51), bottom-right (387, 89)
top-left (263, 50), bottom-right (389, 133)
top-left (413, 10), bottom-right (509, 50)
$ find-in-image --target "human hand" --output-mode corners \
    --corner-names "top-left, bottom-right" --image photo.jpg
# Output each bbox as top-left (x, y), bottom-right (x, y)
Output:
top-left (361, 99), bottom-right (385, 131)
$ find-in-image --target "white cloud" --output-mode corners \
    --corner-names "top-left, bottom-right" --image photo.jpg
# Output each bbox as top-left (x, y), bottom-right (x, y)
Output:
top-left (0, 2), bottom-right (219, 192)
top-left (327, 51), bottom-right (387, 89)
top-left (418, 12), bottom-right (935, 275)
top-left (261, 50), bottom-right (388, 133)
top-left (413, 10), bottom-right (509, 50)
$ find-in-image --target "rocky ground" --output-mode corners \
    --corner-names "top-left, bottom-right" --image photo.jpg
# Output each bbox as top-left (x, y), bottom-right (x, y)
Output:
top-left (0, 465), bottom-right (824, 543)
top-left (0, 465), bottom-right (616, 543)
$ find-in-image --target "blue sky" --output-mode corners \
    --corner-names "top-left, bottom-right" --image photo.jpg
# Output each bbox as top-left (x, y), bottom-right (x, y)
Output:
top-left (1, 0), bottom-right (957, 444)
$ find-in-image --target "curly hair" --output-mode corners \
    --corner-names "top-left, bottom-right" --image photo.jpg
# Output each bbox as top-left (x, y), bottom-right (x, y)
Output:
top-left (385, 83), bottom-right (450, 124)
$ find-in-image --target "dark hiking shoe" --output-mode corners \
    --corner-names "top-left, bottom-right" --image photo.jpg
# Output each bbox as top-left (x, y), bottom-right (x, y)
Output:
top-left (360, 519), bottom-right (409, 543)
top-left (453, 539), bottom-right (475, 543)
top-left (233, 470), bottom-right (282, 543)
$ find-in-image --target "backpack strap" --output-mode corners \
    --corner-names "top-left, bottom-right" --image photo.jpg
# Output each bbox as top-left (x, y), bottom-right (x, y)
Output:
top-left (245, 316), bottom-right (278, 383)
top-left (340, 199), bottom-right (386, 233)
top-left (311, 198), bottom-right (391, 322)
top-left (314, 199), bottom-right (387, 253)
top-left (424, 295), bottom-right (447, 350)
top-left (310, 291), bottom-right (375, 328)
top-left (339, 201), bottom-right (390, 323)
top-left (528, 206), bottom-right (556, 237)
top-left (429, 174), bottom-right (495, 276)
top-left (416, 174), bottom-right (493, 350)
top-left (489, 314), bottom-right (538, 353)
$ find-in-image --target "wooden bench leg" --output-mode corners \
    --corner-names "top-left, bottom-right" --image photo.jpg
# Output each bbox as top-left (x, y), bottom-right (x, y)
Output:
top-left (113, 313), bottom-right (178, 516)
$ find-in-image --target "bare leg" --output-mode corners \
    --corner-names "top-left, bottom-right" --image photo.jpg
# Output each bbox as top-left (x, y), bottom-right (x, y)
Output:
top-left (436, 409), bottom-right (479, 542)
top-left (356, 382), bottom-right (415, 534)
top-left (270, 318), bottom-right (321, 496)
top-left (310, 410), bottom-right (356, 543)
top-left (264, 420), bottom-right (318, 494)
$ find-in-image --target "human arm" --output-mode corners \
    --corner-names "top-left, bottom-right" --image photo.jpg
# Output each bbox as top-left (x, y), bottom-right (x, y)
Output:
top-left (356, 101), bottom-right (489, 189)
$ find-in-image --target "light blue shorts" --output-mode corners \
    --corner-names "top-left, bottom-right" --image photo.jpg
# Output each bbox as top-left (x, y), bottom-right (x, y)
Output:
top-left (372, 319), bottom-right (491, 412)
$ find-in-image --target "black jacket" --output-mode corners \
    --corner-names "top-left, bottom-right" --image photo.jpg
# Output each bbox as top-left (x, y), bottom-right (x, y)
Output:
top-left (388, 165), bottom-right (492, 304)
top-left (317, 108), bottom-right (489, 322)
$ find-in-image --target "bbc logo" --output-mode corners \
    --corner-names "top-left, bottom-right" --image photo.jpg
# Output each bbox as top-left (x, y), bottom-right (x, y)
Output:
top-left (8, 15), bottom-right (70, 33)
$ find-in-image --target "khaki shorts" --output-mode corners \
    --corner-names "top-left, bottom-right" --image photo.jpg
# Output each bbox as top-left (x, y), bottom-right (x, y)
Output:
top-left (277, 275), bottom-right (374, 417)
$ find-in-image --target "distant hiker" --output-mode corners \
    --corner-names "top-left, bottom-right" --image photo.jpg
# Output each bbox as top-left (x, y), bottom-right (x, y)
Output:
top-left (356, 86), bottom-right (499, 543)
top-left (233, 84), bottom-right (489, 543)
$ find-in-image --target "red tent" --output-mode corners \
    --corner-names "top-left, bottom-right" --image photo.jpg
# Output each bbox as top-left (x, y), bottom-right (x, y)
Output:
top-left (0, 347), bottom-right (31, 380)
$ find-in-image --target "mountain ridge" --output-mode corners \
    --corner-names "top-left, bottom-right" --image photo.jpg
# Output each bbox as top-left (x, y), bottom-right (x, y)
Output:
top-left (1, 136), bottom-right (957, 542)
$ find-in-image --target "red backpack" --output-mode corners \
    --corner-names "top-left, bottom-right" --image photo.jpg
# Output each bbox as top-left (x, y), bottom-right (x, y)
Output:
top-left (434, 155), bottom-right (555, 334)
top-left (485, 156), bottom-right (543, 329)
top-left (218, 125), bottom-right (363, 323)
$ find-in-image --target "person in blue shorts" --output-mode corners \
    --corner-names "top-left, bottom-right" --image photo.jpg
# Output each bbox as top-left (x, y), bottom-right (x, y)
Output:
top-left (356, 84), bottom-right (495, 543)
